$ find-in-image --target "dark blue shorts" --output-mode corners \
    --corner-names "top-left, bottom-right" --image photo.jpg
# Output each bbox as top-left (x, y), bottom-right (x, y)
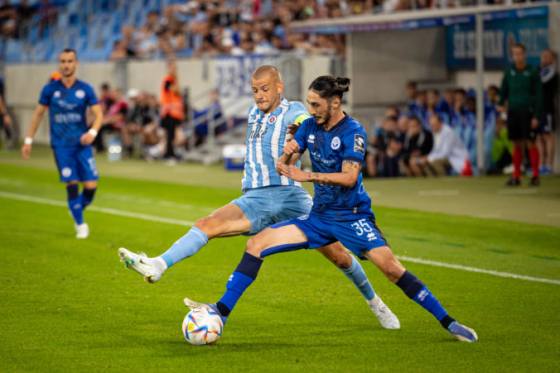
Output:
top-left (53, 145), bottom-right (99, 183)
top-left (271, 212), bottom-right (388, 258)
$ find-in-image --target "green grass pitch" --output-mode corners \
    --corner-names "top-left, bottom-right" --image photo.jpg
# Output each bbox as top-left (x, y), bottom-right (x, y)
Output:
top-left (0, 149), bottom-right (559, 372)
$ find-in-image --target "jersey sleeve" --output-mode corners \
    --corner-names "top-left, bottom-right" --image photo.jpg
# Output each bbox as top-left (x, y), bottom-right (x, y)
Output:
top-left (285, 102), bottom-right (310, 125)
top-left (38, 84), bottom-right (51, 106)
top-left (85, 84), bottom-right (99, 106)
top-left (294, 117), bottom-right (311, 153)
top-left (342, 126), bottom-right (367, 162)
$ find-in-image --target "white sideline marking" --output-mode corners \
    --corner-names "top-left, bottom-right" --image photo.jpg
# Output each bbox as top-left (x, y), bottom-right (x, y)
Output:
top-left (0, 191), bottom-right (195, 227)
top-left (1, 190), bottom-right (559, 286)
top-left (398, 256), bottom-right (560, 286)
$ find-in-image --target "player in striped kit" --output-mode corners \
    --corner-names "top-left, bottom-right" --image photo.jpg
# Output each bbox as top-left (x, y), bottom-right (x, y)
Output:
top-left (118, 65), bottom-right (399, 329)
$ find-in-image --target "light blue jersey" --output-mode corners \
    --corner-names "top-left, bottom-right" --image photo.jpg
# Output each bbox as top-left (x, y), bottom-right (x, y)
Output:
top-left (242, 98), bottom-right (309, 191)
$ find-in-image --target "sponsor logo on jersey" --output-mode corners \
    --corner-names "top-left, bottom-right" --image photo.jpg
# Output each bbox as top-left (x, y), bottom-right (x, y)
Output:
top-left (54, 91), bottom-right (61, 98)
top-left (308, 134), bottom-right (315, 144)
top-left (75, 90), bottom-right (86, 99)
top-left (354, 134), bottom-right (365, 154)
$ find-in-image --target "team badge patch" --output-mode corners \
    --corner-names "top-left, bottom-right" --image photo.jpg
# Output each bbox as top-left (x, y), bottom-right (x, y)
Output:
top-left (354, 135), bottom-right (365, 154)
top-left (75, 90), bottom-right (85, 99)
top-left (61, 167), bottom-right (72, 178)
top-left (54, 91), bottom-right (61, 98)
top-left (331, 136), bottom-right (341, 150)
top-left (308, 134), bottom-right (315, 144)
top-left (268, 115), bottom-right (277, 124)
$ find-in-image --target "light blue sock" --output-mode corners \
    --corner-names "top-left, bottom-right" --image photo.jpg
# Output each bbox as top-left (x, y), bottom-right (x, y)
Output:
top-left (160, 227), bottom-right (208, 268)
top-left (341, 256), bottom-right (375, 301)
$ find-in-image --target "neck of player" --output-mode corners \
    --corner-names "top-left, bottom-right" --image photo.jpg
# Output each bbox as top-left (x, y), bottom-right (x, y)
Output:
top-left (324, 110), bottom-right (345, 131)
top-left (62, 75), bottom-right (77, 88)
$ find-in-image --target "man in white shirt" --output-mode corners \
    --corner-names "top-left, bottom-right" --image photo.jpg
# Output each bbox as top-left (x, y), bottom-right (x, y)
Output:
top-left (421, 114), bottom-right (472, 176)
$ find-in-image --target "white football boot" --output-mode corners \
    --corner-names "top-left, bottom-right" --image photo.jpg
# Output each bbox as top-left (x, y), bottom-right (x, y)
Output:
top-left (75, 223), bottom-right (89, 239)
top-left (368, 296), bottom-right (401, 329)
top-left (118, 248), bottom-right (166, 283)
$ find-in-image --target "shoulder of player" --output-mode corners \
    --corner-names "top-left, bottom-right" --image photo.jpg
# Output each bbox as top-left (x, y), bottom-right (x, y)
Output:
top-left (75, 79), bottom-right (95, 92)
top-left (342, 116), bottom-right (366, 135)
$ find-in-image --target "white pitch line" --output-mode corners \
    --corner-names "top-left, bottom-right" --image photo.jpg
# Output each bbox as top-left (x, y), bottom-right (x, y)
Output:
top-left (398, 256), bottom-right (560, 286)
top-left (0, 191), bottom-right (195, 227)
top-left (1, 190), bottom-right (559, 286)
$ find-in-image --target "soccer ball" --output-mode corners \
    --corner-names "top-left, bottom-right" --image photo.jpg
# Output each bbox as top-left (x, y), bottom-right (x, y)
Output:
top-left (182, 307), bottom-right (223, 345)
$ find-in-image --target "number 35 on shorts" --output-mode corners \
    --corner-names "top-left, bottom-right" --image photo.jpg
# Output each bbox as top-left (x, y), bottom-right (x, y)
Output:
top-left (351, 219), bottom-right (378, 241)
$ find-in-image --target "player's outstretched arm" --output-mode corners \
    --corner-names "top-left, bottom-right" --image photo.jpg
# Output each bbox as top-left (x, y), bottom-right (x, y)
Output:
top-left (80, 104), bottom-right (104, 145)
top-left (279, 160), bottom-right (361, 188)
top-left (21, 104), bottom-right (47, 159)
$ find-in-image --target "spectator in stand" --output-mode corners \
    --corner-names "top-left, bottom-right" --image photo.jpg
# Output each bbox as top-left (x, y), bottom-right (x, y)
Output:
top-left (0, 0), bottom-right (16, 37)
top-left (401, 115), bottom-right (433, 176)
top-left (136, 11), bottom-right (160, 59)
top-left (498, 43), bottom-right (542, 186)
top-left (98, 82), bottom-right (114, 116)
top-left (405, 81), bottom-right (418, 114)
top-left (15, 0), bottom-right (34, 38)
top-left (160, 60), bottom-right (185, 163)
top-left (366, 115), bottom-right (399, 177)
top-left (422, 114), bottom-right (472, 176)
top-left (538, 48), bottom-right (558, 175)
top-left (0, 88), bottom-right (14, 147)
top-left (426, 88), bottom-right (450, 124)
top-left (38, 0), bottom-right (57, 37)
top-left (94, 88), bottom-right (128, 152)
top-left (125, 89), bottom-right (161, 157)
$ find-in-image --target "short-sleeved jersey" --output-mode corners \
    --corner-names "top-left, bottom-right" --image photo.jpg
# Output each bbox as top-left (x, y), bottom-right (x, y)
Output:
top-left (294, 114), bottom-right (372, 220)
top-left (242, 98), bottom-right (310, 191)
top-left (39, 79), bottom-right (98, 148)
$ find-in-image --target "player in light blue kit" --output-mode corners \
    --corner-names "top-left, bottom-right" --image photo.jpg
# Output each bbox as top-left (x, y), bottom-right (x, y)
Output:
top-left (185, 76), bottom-right (478, 343)
top-left (119, 66), bottom-right (399, 329)
top-left (21, 48), bottom-right (103, 239)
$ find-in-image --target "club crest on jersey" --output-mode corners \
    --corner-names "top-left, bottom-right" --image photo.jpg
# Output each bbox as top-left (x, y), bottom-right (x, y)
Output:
top-left (354, 135), bottom-right (365, 154)
top-left (331, 136), bottom-right (341, 150)
top-left (268, 115), bottom-right (277, 124)
top-left (54, 91), bottom-right (61, 98)
top-left (75, 90), bottom-right (85, 99)
top-left (308, 134), bottom-right (315, 144)
top-left (61, 167), bottom-right (72, 178)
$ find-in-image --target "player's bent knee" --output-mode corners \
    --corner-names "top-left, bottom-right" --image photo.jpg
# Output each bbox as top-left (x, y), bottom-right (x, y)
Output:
top-left (246, 237), bottom-right (265, 257)
top-left (323, 248), bottom-right (352, 269)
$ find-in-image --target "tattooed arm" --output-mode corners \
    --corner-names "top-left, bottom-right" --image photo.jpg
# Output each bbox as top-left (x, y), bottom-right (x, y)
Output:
top-left (279, 160), bottom-right (362, 188)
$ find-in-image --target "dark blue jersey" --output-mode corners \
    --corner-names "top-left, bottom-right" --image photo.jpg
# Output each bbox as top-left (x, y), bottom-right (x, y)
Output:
top-left (294, 114), bottom-right (373, 220)
top-left (39, 79), bottom-right (98, 148)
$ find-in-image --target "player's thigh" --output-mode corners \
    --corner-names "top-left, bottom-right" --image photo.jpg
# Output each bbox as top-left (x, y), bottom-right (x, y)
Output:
top-left (316, 242), bottom-right (353, 269)
top-left (52, 148), bottom-right (79, 183)
top-left (230, 190), bottom-right (276, 235)
top-left (76, 146), bottom-right (99, 182)
top-left (364, 246), bottom-right (406, 283)
top-left (195, 203), bottom-right (251, 238)
top-left (246, 224), bottom-right (308, 258)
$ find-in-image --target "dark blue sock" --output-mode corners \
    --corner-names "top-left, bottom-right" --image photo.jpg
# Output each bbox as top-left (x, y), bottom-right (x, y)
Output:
top-left (217, 252), bottom-right (263, 317)
top-left (396, 271), bottom-right (454, 329)
top-left (81, 187), bottom-right (96, 209)
top-left (66, 184), bottom-right (83, 225)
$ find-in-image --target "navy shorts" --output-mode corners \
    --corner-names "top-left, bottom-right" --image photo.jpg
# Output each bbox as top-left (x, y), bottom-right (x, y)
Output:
top-left (52, 145), bottom-right (99, 183)
top-left (270, 212), bottom-right (388, 258)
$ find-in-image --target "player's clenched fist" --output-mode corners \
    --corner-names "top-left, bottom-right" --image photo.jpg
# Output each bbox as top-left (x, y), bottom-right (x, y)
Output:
top-left (283, 139), bottom-right (299, 155)
top-left (21, 143), bottom-right (32, 159)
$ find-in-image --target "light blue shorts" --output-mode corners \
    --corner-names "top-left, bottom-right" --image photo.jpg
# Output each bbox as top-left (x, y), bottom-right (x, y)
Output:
top-left (232, 186), bottom-right (312, 235)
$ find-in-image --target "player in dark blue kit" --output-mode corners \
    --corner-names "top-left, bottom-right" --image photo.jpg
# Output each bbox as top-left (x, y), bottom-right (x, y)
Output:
top-left (185, 76), bottom-right (478, 343)
top-left (21, 49), bottom-right (103, 239)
